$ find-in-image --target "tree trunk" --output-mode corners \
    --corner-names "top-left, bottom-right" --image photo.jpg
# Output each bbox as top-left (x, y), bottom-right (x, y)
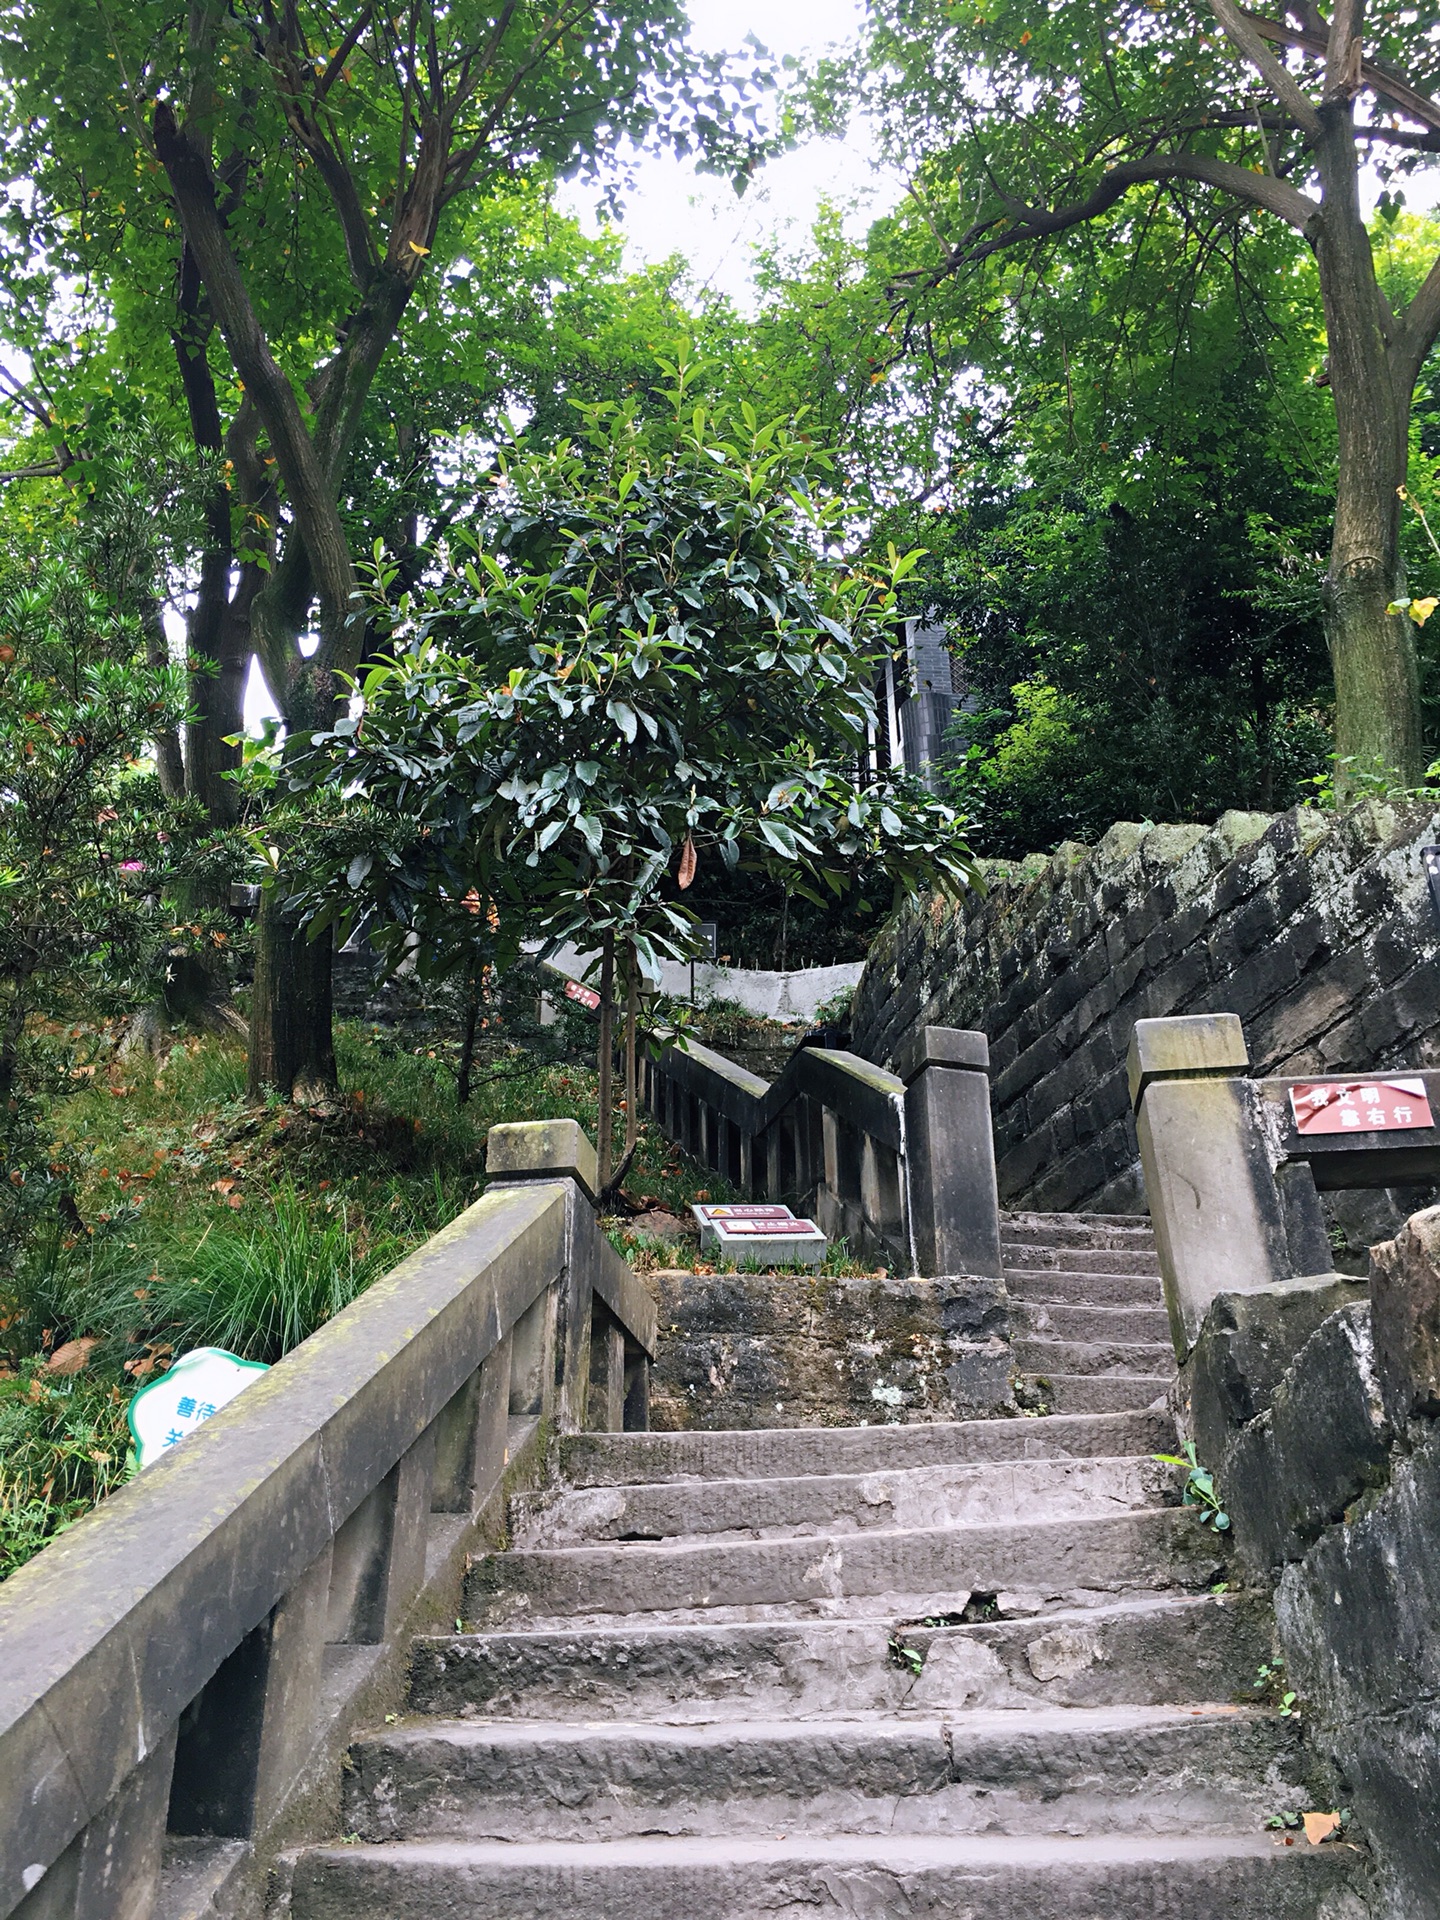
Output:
top-left (457, 979), bottom-right (480, 1106)
top-left (185, 589), bottom-right (251, 827)
top-left (240, 655), bottom-right (348, 1100)
top-left (595, 934), bottom-right (616, 1192)
top-left (247, 887), bottom-right (336, 1103)
top-left (1313, 107), bottom-right (1424, 787)
top-left (624, 945), bottom-right (639, 1159)
top-left (137, 595), bottom-right (186, 800)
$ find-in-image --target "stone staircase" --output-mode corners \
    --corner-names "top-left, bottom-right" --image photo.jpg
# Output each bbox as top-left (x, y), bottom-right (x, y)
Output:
top-left (1006, 1210), bottom-right (1174, 1414)
top-left (280, 1209), bottom-right (1366, 1917)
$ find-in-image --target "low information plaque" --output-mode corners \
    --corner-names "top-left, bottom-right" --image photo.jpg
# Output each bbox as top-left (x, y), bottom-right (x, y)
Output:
top-left (691, 1202), bottom-right (827, 1268)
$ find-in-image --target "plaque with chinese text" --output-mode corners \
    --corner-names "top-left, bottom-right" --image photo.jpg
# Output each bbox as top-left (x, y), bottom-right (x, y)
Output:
top-left (127, 1346), bottom-right (269, 1470)
top-left (691, 1201), bottom-right (827, 1267)
top-left (1288, 1078), bottom-right (1434, 1135)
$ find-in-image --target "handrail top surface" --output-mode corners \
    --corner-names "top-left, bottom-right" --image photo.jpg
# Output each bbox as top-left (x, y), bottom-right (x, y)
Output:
top-left (662, 1038), bottom-right (906, 1135)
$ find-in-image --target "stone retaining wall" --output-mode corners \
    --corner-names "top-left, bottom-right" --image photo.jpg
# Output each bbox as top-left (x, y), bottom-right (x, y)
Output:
top-left (1185, 1207), bottom-right (1440, 1917)
top-left (646, 1269), bottom-right (1013, 1429)
top-left (853, 801), bottom-right (1440, 1239)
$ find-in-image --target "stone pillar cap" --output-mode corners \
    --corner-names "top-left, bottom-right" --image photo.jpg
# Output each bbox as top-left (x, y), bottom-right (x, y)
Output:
top-left (895, 1025), bottom-right (990, 1086)
top-left (1127, 1013), bottom-right (1249, 1110)
top-left (486, 1119), bottom-right (598, 1200)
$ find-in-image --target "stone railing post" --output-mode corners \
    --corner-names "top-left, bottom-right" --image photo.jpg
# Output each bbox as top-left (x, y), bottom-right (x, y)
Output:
top-left (895, 1026), bottom-right (1002, 1278)
top-left (487, 1118), bottom-right (595, 1429)
top-left (484, 1118), bottom-right (654, 1434)
top-left (1128, 1014), bottom-right (1303, 1358)
top-left (169, 1545), bottom-right (334, 1840)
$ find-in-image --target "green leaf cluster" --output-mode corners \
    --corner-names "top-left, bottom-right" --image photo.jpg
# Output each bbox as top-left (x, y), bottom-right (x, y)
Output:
top-left (289, 356), bottom-right (977, 980)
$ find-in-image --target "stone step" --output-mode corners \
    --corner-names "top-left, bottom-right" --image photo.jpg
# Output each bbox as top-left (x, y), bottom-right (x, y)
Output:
top-left (1019, 1374), bottom-right (1172, 1416)
top-left (1004, 1267), bottom-right (1166, 1308)
top-left (287, 1830), bottom-right (1359, 1920)
top-left (1015, 1337), bottom-right (1176, 1380)
top-left (411, 1592), bottom-right (1273, 1721)
top-left (1002, 1213), bottom-right (1156, 1247)
top-left (1002, 1244), bottom-right (1162, 1276)
top-left (342, 1705), bottom-right (1305, 1844)
top-left (513, 1456), bottom-right (1176, 1547)
top-left (1012, 1302), bottom-right (1173, 1344)
top-left (559, 1410), bottom-right (1176, 1487)
top-left (467, 1509), bottom-right (1222, 1625)
top-left (1003, 1211), bottom-right (1155, 1231)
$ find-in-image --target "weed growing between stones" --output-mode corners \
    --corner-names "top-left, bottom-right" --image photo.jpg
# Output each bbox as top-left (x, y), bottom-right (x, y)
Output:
top-left (1250, 1657), bottom-right (1299, 1717)
top-left (1154, 1441), bottom-right (1231, 1530)
top-left (886, 1630), bottom-right (925, 1677)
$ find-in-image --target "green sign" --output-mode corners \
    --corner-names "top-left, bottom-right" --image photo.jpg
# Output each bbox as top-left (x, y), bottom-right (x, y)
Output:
top-left (127, 1346), bottom-right (268, 1470)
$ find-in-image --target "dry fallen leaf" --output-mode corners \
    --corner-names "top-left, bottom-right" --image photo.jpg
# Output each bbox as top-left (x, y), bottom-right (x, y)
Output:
top-left (44, 1337), bottom-right (99, 1377)
top-left (1303, 1811), bottom-right (1341, 1846)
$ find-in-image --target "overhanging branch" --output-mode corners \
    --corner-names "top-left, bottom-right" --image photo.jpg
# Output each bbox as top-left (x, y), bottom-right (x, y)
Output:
top-left (893, 149), bottom-right (1319, 289)
top-left (1395, 250), bottom-right (1440, 395)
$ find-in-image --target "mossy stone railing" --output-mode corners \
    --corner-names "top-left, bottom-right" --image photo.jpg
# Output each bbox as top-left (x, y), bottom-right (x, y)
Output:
top-left (0, 1119), bottom-right (653, 1920)
top-left (642, 1024), bottom-right (1002, 1279)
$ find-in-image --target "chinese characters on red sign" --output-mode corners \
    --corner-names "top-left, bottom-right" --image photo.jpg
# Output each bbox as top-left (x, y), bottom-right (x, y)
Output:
top-left (1288, 1078), bottom-right (1434, 1135)
top-left (563, 979), bottom-right (601, 1011)
top-left (709, 1217), bottom-right (821, 1237)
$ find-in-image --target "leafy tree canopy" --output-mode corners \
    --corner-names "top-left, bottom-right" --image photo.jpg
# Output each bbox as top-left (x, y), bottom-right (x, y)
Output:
top-left (291, 352), bottom-right (976, 982)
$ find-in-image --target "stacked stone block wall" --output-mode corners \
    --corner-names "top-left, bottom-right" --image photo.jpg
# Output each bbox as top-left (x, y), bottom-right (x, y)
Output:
top-left (1185, 1208), bottom-right (1440, 1916)
top-left (853, 800), bottom-right (1440, 1226)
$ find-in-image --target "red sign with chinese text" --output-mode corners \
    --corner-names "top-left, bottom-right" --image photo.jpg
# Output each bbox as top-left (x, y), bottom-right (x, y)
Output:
top-left (713, 1217), bottom-right (821, 1236)
top-left (564, 979), bottom-right (601, 1010)
top-left (1288, 1078), bottom-right (1433, 1135)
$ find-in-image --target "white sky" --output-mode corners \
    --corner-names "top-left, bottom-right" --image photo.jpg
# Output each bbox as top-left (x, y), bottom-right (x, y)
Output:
top-left (556, 0), bottom-right (901, 307)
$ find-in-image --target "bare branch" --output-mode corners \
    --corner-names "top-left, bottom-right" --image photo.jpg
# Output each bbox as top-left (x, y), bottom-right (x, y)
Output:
top-left (264, 17), bottom-right (381, 292)
top-left (1353, 123), bottom-right (1440, 150)
top-left (153, 97), bottom-right (359, 670)
top-left (1207, 0), bottom-right (1324, 138)
top-left (894, 149), bottom-right (1319, 289)
top-left (1324, 0), bottom-right (1363, 100)
top-left (314, 3), bottom-right (375, 103)
top-left (0, 459), bottom-right (69, 482)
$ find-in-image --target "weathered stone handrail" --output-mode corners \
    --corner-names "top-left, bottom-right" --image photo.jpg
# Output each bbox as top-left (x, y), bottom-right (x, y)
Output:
top-left (1128, 1011), bottom-right (1440, 1357)
top-left (643, 1024), bottom-right (1001, 1278)
top-left (0, 1119), bottom-right (652, 1920)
